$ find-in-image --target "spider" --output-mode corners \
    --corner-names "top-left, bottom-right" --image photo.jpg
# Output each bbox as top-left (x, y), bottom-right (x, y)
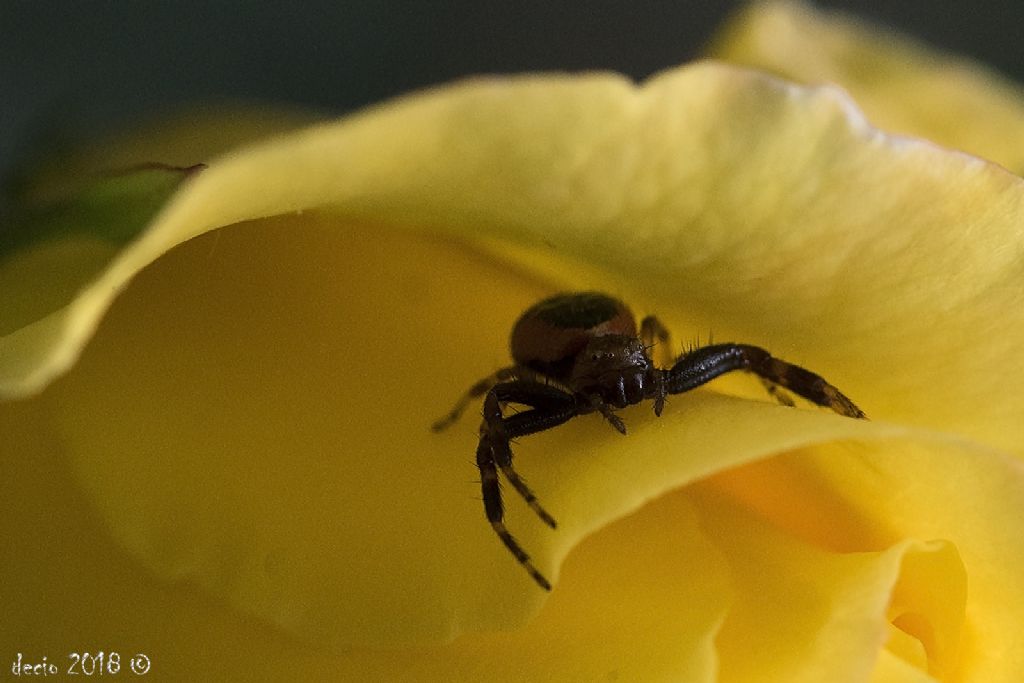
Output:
top-left (432, 291), bottom-right (865, 590)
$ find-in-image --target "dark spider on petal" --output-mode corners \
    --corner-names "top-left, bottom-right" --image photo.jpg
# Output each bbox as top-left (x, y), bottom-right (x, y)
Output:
top-left (432, 291), bottom-right (866, 591)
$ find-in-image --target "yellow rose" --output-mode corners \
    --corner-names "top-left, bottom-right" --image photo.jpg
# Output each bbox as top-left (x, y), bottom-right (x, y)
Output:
top-left (4, 4), bottom-right (1024, 680)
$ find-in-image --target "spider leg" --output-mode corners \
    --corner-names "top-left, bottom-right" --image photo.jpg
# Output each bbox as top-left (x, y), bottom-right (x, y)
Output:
top-left (476, 436), bottom-right (552, 590)
top-left (759, 377), bottom-right (796, 407)
top-left (639, 315), bottom-right (672, 415)
top-left (585, 395), bottom-right (628, 434)
top-left (483, 383), bottom-right (577, 526)
top-left (478, 382), bottom-right (579, 590)
top-left (663, 343), bottom-right (866, 418)
top-left (640, 314), bottom-right (673, 368)
top-left (431, 365), bottom-right (521, 432)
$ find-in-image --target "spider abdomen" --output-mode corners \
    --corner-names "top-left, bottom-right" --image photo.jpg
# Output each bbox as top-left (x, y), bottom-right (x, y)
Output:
top-left (510, 292), bottom-right (636, 379)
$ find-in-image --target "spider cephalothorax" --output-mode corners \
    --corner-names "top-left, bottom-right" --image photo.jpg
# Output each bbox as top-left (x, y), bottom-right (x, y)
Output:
top-left (433, 292), bottom-right (865, 590)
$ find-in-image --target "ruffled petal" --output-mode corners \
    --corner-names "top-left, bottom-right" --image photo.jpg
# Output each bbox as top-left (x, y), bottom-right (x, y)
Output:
top-left (710, 0), bottom-right (1024, 171)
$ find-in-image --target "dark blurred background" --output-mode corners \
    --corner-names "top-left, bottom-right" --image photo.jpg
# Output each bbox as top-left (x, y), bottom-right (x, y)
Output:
top-left (2, 0), bottom-right (1022, 175)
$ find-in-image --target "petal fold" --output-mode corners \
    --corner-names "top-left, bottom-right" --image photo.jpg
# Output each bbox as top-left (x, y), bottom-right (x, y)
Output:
top-left (705, 437), bottom-right (1024, 682)
top-left (692, 482), bottom-right (965, 682)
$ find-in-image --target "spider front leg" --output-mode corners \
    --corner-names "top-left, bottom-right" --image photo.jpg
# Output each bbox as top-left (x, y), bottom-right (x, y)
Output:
top-left (663, 343), bottom-right (866, 418)
top-left (478, 381), bottom-right (579, 590)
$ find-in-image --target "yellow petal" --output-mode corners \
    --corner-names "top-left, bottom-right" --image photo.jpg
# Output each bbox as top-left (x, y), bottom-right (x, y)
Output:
top-left (6, 65), bottom-right (1024, 448)
top-left (7, 63), bottom-right (1024, 449)
top-left (709, 0), bottom-right (1024, 171)
top-left (3, 59), bottom-right (1024, 678)
top-left (702, 434), bottom-right (1024, 681)
top-left (805, 438), bottom-right (1024, 682)
top-left (4, 393), bottom-right (733, 680)
top-left (691, 483), bottom-right (965, 682)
